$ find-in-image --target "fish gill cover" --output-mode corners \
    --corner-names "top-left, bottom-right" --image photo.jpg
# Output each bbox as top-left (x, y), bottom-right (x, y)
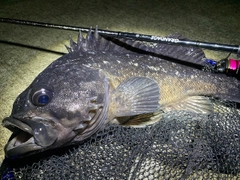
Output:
top-left (1, 30), bottom-right (240, 179)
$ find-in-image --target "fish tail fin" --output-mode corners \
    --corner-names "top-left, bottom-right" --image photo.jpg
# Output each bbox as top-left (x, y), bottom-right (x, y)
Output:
top-left (208, 78), bottom-right (240, 106)
top-left (219, 83), bottom-right (240, 103)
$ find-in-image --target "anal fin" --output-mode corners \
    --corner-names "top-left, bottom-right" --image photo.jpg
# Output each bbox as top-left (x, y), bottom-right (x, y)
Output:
top-left (163, 95), bottom-right (213, 114)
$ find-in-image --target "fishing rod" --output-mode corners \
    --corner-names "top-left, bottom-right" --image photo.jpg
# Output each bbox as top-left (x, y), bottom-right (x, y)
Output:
top-left (205, 54), bottom-right (240, 77)
top-left (1, 17), bottom-right (240, 77)
top-left (1, 17), bottom-right (240, 54)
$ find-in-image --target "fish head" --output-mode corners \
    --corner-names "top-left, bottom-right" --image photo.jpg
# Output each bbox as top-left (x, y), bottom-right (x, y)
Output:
top-left (2, 61), bottom-right (109, 158)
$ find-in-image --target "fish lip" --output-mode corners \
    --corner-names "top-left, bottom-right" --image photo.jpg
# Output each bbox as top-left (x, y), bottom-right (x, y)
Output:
top-left (3, 117), bottom-right (33, 135)
top-left (2, 117), bottom-right (43, 158)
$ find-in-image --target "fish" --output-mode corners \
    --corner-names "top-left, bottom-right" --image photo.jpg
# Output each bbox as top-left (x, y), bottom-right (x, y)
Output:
top-left (2, 28), bottom-right (240, 158)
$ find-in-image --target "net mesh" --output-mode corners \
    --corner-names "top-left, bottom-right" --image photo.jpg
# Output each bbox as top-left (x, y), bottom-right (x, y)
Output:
top-left (1, 98), bottom-right (240, 180)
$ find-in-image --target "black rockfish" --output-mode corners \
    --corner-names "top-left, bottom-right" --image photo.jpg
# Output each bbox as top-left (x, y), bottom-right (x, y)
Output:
top-left (2, 29), bottom-right (240, 158)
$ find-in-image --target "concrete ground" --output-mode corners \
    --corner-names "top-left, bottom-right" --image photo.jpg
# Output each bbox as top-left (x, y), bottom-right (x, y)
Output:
top-left (0, 0), bottom-right (239, 163)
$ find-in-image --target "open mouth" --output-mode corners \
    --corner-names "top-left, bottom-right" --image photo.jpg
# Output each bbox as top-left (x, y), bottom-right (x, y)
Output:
top-left (2, 117), bottom-right (43, 158)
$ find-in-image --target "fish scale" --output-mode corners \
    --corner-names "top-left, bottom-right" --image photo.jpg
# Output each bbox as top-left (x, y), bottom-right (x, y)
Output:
top-left (2, 29), bottom-right (240, 158)
top-left (73, 51), bottom-right (234, 107)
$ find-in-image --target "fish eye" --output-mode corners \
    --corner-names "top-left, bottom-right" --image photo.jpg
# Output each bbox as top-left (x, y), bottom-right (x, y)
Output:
top-left (31, 88), bottom-right (53, 106)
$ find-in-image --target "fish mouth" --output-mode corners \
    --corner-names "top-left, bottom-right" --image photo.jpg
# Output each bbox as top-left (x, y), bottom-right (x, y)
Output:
top-left (2, 116), bottom-right (56, 158)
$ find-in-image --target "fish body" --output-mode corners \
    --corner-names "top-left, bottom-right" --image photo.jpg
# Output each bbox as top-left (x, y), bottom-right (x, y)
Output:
top-left (2, 29), bottom-right (240, 157)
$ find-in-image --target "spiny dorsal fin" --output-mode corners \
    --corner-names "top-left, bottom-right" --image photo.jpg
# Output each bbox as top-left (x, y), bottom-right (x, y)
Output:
top-left (65, 27), bottom-right (206, 64)
top-left (65, 26), bottom-right (142, 54)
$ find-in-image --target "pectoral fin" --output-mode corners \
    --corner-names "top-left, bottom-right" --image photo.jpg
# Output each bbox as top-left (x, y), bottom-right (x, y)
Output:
top-left (109, 77), bottom-right (160, 119)
top-left (163, 95), bottom-right (213, 114)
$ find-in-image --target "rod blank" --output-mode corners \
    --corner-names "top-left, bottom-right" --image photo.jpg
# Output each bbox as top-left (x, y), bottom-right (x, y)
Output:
top-left (1, 17), bottom-right (239, 54)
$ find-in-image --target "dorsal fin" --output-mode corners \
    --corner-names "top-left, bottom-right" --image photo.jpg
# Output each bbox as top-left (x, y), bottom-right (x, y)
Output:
top-left (147, 34), bottom-right (206, 66)
top-left (65, 27), bottom-right (206, 65)
top-left (65, 27), bottom-right (146, 55)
